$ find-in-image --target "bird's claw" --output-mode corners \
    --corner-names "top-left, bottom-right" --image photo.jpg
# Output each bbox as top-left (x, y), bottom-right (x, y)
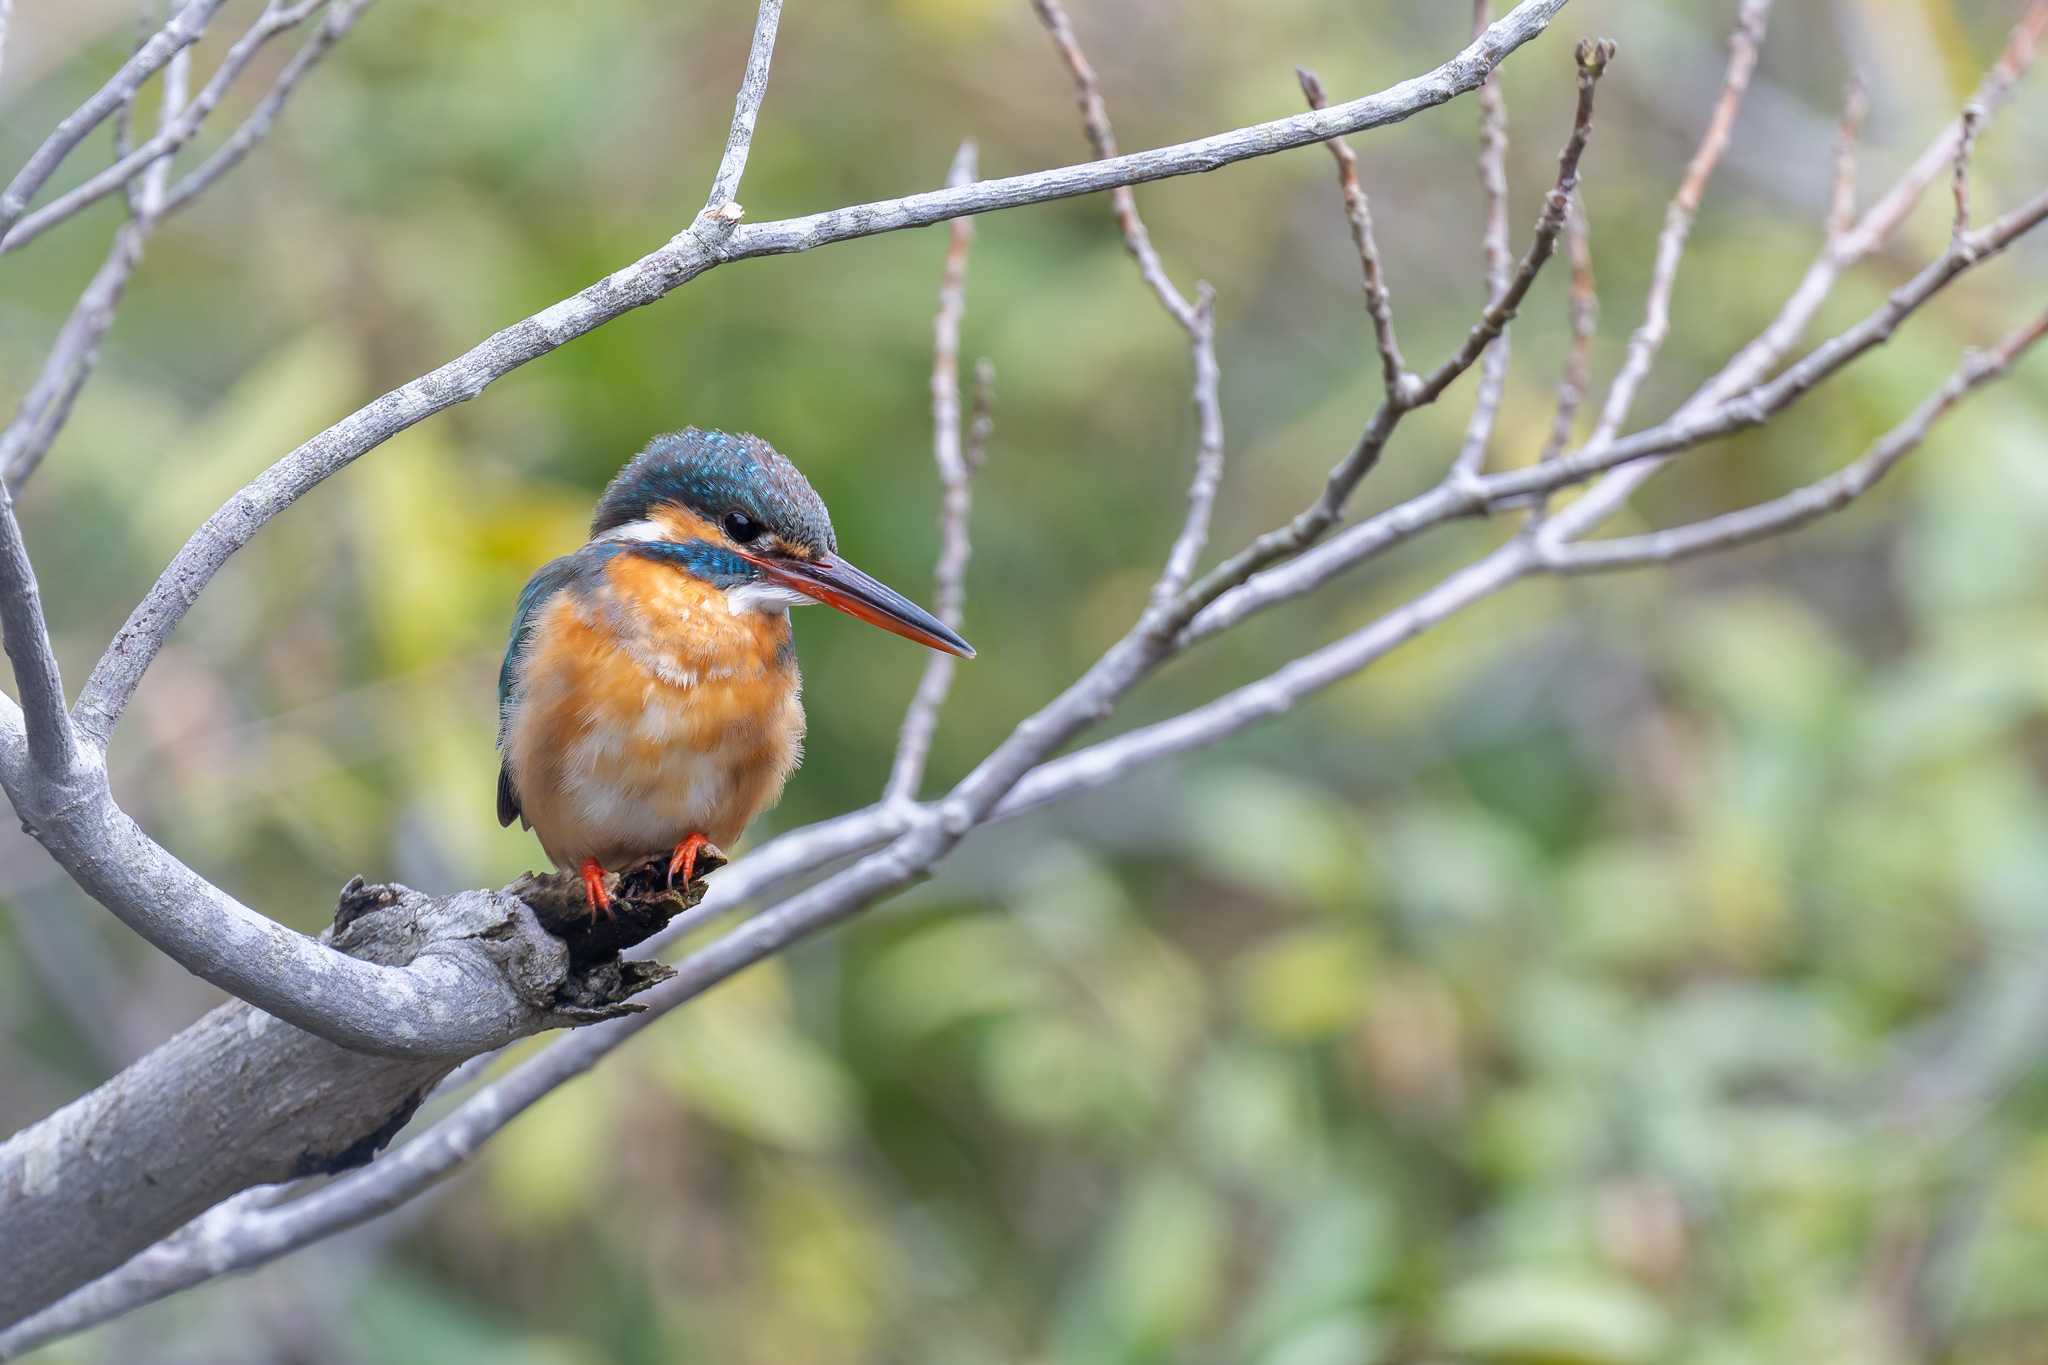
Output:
top-left (667, 832), bottom-right (712, 890)
top-left (579, 858), bottom-right (613, 922)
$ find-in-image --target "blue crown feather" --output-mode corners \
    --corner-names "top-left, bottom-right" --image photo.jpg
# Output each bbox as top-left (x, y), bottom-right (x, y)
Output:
top-left (591, 428), bottom-right (836, 555)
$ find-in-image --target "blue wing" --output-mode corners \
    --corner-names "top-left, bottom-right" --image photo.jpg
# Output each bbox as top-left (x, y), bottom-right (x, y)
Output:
top-left (496, 550), bottom-right (603, 828)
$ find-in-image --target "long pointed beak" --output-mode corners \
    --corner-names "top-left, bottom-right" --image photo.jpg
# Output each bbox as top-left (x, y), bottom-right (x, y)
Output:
top-left (751, 552), bottom-right (975, 658)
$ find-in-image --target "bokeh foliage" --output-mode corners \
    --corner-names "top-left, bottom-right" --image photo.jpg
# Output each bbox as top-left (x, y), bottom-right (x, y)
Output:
top-left (5, 0), bottom-right (2048, 1361)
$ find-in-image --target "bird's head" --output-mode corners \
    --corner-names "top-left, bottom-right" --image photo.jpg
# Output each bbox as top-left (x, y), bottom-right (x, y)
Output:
top-left (591, 428), bottom-right (974, 658)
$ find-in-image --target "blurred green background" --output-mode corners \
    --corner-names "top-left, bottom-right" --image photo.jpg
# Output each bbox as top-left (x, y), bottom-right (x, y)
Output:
top-left (5, 0), bottom-right (2048, 1361)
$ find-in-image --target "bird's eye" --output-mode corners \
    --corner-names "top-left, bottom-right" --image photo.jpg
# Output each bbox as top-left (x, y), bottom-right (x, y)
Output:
top-left (723, 511), bottom-right (763, 543)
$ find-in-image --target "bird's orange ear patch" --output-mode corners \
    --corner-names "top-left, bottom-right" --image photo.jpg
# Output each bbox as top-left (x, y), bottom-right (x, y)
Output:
top-left (649, 504), bottom-right (724, 545)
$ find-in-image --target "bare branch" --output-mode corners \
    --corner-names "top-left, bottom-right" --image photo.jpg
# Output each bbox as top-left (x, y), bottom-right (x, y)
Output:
top-left (1705, 6), bottom-right (2042, 413)
top-left (966, 358), bottom-right (995, 473)
top-left (698, 0), bottom-right (784, 221)
top-left (0, 489), bottom-right (78, 781)
top-left (1155, 288), bottom-right (1224, 602)
top-left (1537, 190), bottom-right (1596, 464)
top-left (0, 0), bottom-right (332, 255)
top-left (1029, 0), bottom-right (1198, 328)
top-left (31, 254), bottom-right (2047, 1332)
top-left (0, 21), bottom-right (196, 489)
top-left (0, 786), bottom-right (633, 1060)
top-left (68, 0), bottom-right (1573, 751)
top-left (1951, 102), bottom-right (1982, 242)
top-left (1178, 37), bottom-right (1613, 618)
top-left (0, 0), bottom-right (224, 236)
top-left (1588, 0), bottom-right (1770, 451)
top-left (17, 1), bottom-right (2048, 1344)
top-left (140, 37), bottom-right (192, 215)
top-left (1185, 184), bottom-right (2048, 643)
top-left (1506, 187), bottom-right (2048, 495)
top-left (1543, 307), bottom-right (2048, 572)
top-left (1014, 545), bottom-right (1538, 814)
top-left (1029, 0), bottom-right (1225, 601)
top-left (886, 142), bottom-right (982, 806)
top-left (1529, 0), bottom-right (1773, 547)
top-left (1838, 0), bottom-right (2045, 265)
top-left (161, 0), bottom-right (378, 213)
top-left (1297, 67), bottom-right (1409, 394)
top-left (0, 227), bottom-right (152, 487)
top-left (1825, 78), bottom-right (1867, 244)
top-left (1541, 0), bottom-right (2042, 548)
top-left (1452, 0), bottom-right (1514, 481)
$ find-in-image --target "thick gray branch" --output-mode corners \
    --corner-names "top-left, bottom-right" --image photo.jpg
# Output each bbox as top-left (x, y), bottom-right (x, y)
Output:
top-left (0, 878), bottom-right (661, 1336)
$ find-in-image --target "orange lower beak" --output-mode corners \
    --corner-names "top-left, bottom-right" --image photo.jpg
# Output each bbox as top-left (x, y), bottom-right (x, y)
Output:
top-left (752, 553), bottom-right (975, 658)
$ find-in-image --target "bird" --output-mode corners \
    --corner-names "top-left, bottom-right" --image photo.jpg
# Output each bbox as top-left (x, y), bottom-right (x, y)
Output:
top-left (496, 428), bottom-right (974, 917)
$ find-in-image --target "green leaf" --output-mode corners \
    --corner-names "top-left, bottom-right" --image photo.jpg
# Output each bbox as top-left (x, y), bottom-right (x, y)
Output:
top-left (1439, 1269), bottom-right (1670, 1364)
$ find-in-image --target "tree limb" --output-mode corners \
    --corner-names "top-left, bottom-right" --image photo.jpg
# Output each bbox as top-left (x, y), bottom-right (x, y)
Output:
top-left (0, 0), bottom-right (328, 255)
top-left (0, 0), bottom-right (224, 236)
top-left (69, 0), bottom-right (1570, 753)
top-left (1452, 0), bottom-right (1514, 481)
top-left (886, 141), bottom-right (983, 806)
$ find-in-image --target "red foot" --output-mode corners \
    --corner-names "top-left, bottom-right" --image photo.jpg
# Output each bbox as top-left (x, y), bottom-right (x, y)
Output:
top-left (667, 832), bottom-right (712, 889)
top-left (579, 858), bottom-right (613, 921)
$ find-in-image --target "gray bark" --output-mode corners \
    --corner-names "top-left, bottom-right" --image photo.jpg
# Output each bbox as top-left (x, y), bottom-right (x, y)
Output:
top-left (0, 873), bottom-right (678, 1329)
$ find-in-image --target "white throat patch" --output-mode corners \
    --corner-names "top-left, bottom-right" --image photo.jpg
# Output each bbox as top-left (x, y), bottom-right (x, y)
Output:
top-left (725, 581), bottom-right (814, 615)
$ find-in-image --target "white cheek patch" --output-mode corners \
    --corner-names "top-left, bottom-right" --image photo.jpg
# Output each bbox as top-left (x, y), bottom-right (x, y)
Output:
top-left (726, 581), bottom-right (814, 615)
top-left (600, 519), bottom-right (668, 544)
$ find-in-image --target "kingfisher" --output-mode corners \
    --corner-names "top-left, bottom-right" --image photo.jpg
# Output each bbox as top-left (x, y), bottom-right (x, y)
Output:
top-left (497, 428), bottom-right (973, 917)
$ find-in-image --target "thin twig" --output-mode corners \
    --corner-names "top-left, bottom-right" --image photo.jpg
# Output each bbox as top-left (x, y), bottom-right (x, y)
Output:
top-left (1177, 39), bottom-right (1614, 620)
top-left (0, 224), bottom-right (152, 487)
top-left (11, 10), bottom-right (2048, 1342)
top-left (1838, 0), bottom-right (2045, 264)
top-left (1297, 67), bottom-right (1409, 395)
top-left (0, 0), bottom-right (331, 254)
top-left (0, 488), bottom-right (78, 781)
top-left (1155, 286), bottom-right (1224, 603)
top-left (161, 0), bottom-right (377, 213)
top-left (116, 11), bottom-right (149, 217)
top-left (69, 0), bottom-right (1572, 750)
top-left (0, 38), bottom-right (190, 487)
top-left (1543, 307), bottom-right (2048, 572)
top-left (1587, 0), bottom-right (1770, 451)
top-left (141, 33), bottom-right (193, 216)
top-left (1452, 0), bottom-right (1513, 481)
top-left (1029, 0), bottom-right (1224, 600)
top-left (1951, 102), bottom-right (1982, 242)
top-left (1534, 0), bottom-right (1773, 546)
top-left (965, 359), bottom-right (995, 473)
top-left (1184, 185), bottom-right (2048, 644)
top-left (0, 0), bottom-right (224, 236)
top-left (885, 142), bottom-right (982, 806)
top-left (23, 266), bottom-right (2048, 1346)
top-left (1029, 0), bottom-right (1198, 329)
top-left (1536, 190), bottom-right (1596, 465)
top-left (1695, 1), bottom-right (2042, 414)
top-left (1542, 0), bottom-right (2037, 550)
top-left (1826, 78), bottom-right (1867, 244)
top-left (698, 0), bottom-right (783, 223)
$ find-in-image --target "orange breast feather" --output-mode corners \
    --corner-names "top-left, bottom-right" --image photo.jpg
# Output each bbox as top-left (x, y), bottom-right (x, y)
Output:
top-left (506, 554), bottom-right (804, 870)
